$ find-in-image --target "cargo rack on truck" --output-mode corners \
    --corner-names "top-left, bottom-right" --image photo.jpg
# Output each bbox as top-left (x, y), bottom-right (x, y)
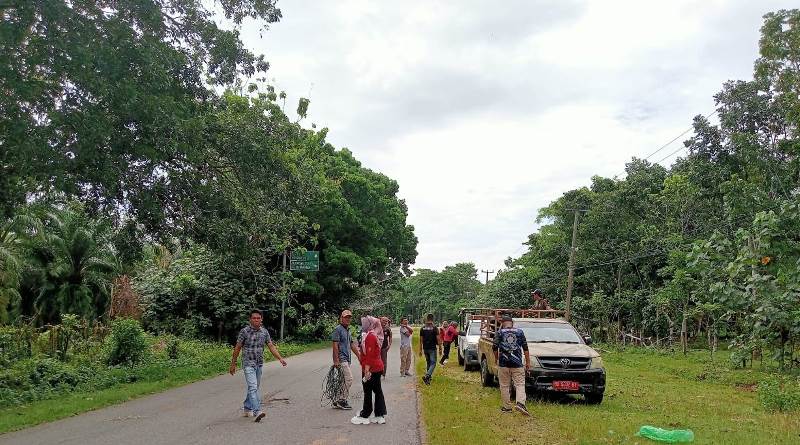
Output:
top-left (473, 308), bottom-right (566, 337)
top-left (458, 307), bottom-right (493, 330)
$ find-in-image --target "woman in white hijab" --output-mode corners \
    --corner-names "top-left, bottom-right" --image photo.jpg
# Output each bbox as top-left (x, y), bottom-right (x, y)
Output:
top-left (351, 316), bottom-right (387, 425)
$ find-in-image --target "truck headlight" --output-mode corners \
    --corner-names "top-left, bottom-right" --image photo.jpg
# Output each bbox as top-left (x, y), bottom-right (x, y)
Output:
top-left (528, 356), bottom-right (542, 368)
top-left (590, 357), bottom-right (605, 369)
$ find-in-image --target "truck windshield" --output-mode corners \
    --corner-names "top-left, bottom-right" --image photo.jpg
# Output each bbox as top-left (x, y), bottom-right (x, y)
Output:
top-left (467, 322), bottom-right (481, 335)
top-left (515, 322), bottom-right (582, 344)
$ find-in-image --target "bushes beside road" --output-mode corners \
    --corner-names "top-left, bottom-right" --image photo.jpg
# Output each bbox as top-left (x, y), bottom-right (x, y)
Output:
top-left (0, 319), bottom-right (326, 433)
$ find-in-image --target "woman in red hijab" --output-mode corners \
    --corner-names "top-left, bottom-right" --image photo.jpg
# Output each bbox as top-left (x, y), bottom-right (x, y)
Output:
top-left (351, 316), bottom-right (387, 425)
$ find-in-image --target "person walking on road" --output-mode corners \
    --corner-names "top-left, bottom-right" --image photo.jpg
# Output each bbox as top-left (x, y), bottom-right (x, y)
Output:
top-left (399, 317), bottom-right (413, 377)
top-left (439, 321), bottom-right (457, 365)
top-left (380, 316), bottom-right (392, 378)
top-left (229, 309), bottom-right (287, 422)
top-left (351, 316), bottom-right (387, 425)
top-left (493, 314), bottom-right (531, 416)
top-left (331, 309), bottom-right (361, 410)
top-left (419, 313), bottom-right (442, 385)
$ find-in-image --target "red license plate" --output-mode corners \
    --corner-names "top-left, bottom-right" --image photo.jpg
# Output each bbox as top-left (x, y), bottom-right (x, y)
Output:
top-left (553, 380), bottom-right (580, 391)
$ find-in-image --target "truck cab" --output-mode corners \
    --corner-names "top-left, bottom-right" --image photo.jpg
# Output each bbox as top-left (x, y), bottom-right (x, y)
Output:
top-left (477, 310), bottom-right (606, 404)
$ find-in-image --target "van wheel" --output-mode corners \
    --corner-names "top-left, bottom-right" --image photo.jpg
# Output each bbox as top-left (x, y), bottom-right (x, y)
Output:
top-left (585, 393), bottom-right (604, 405)
top-left (458, 350), bottom-right (465, 366)
top-left (480, 358), bottom-right (495, 387)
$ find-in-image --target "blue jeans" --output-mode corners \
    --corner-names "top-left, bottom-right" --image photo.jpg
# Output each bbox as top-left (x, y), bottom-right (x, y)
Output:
top-left (424, 349), bottom-right (437, 379)
top-left (243, 365), bottom-right (263, 413)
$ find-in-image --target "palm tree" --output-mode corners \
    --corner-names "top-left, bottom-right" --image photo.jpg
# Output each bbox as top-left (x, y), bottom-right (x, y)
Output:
top-left (28, 206), bottom-right (117, 324)
top-left (0, 214), bottom-right (37, 324)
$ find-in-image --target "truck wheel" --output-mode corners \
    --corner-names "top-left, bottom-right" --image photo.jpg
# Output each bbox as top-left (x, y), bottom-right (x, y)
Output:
top-left (458, 350), bottom-right (465, 366)
top-left (585, 393), bottom-right (604, 405)
top-left (480, 358), bottom-right (495, 387)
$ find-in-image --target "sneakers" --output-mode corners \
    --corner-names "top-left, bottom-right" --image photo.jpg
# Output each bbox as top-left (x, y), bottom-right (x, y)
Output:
top-left (350, 416), bottom-right (370, 425)
top-left (500, 406), bottom-right (513, 413)
top-left (422, 376), bottom-right (431, 385)
top-left (375, 416), bottom-right (386, 425)
top-left (404, 372), bottom-right (412, 377)
top-left (241, 409), bottom-right (253, 417)
top-left (332, 400), bottom-right (342, 409)
top-left (254, 411), bottom-right (266, 422)
top-left (339, 401), bottom-right (353, 410)
top-left (514, 402), bottom-right (531, 417)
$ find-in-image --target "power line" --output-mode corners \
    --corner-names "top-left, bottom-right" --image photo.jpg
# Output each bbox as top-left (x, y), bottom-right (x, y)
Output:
top-left (616, 109), bottom-right (718, 178)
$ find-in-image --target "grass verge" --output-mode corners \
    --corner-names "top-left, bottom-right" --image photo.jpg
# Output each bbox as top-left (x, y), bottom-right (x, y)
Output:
top-left (415, 339), bottom-right (800, 445)
top-left (0, 340), bottom-right (327, 434)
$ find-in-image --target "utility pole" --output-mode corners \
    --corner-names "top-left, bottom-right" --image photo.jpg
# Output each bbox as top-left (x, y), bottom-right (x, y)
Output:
top-left (280, 249), bottom-right (287, 340)
top-left (565, 209), bottom-right (581, 321)
top-left (481, 269), bottom-right (495, 284)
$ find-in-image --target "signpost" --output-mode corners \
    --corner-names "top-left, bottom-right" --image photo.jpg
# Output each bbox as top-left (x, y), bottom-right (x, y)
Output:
top-left (290, 250), bottom-right (319, 272)
top-left (281, 250), bottom-right (319, 340)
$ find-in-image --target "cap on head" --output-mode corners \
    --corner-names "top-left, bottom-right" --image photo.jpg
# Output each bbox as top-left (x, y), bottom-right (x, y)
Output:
top-left (501, 313), bottom-right (513, 323)
top-left (532, 289), bottom-right (542, 296)
top-left (341, 309), bottom-right (353, 318)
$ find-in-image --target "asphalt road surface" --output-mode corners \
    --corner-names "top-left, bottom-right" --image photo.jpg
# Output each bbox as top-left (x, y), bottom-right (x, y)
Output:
top-left (1, 328), bottom-right (421, 445)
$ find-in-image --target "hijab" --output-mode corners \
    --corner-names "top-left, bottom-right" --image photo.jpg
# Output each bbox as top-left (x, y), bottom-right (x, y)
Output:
top-left (360, 315), bottom-right (384, 349)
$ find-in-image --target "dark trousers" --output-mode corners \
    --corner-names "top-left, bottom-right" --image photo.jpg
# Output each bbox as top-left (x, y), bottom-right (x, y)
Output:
top-left (424, 349), bottom-right (437, 379)
top-left (380, 347), bottom-right (389, 376)
top-left (440, 341), bottom-right (452, 364)
top-left (359, 371), bottom-right (387, 418)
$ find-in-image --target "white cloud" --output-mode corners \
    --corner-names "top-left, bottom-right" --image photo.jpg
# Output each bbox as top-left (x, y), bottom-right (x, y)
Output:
top-left (233, 0), bottom-right (798, 274)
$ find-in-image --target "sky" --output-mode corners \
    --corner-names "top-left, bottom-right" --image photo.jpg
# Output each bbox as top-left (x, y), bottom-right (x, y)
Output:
top-left (233, 0), bottom-right (797, 277)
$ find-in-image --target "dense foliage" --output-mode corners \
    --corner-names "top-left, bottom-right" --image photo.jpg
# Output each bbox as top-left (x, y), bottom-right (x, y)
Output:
top-left (0, 0), bottom-right (417, 339)
top-left (477, 10), bottom-right (800, 368)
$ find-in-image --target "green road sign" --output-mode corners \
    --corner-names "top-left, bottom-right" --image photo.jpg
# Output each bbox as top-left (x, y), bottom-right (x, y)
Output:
top-left (290, 250), bottom-right (319, 272)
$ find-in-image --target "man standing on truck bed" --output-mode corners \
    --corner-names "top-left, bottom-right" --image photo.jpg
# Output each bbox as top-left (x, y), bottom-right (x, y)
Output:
top-left (493, 314), bottom-right (531, 416)
top-left (531, 289), bottom-right (551, 310)
top-left (419, 313), bottom-right (442, 385)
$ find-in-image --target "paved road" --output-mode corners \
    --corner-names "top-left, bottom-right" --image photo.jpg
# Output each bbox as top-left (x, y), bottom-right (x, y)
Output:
top-left (1, 328), bottom-right (421, 445)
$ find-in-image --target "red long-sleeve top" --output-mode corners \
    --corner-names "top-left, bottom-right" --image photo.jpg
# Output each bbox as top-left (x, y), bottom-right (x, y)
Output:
top-left (362, 332), bottom-right (384, 373)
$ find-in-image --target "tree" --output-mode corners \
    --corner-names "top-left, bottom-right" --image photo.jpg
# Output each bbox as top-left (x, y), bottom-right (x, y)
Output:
top-left (1, 0), bottom-right (281, 240)
top-left (22, 204), bottom-right (117, 324)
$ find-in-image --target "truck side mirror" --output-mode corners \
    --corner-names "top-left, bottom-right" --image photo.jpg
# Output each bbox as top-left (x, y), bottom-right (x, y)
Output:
top-left (458, 331), bottom-right (466, 337)
top-left (583, 335), bottom-right (593, 345)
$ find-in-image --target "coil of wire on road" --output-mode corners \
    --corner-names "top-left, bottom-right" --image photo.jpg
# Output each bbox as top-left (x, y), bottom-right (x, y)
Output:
top-left (320, 365), bottom-right (347, 407)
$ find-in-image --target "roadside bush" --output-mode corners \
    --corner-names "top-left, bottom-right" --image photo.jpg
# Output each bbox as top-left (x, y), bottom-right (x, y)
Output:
top-left (758, 377), bottom-right (800, 412)
top-left (0, 327), bottom-right (25, 366)
top-left (293, 314), bottom-right (339, 342)
top-left (166, 335), bottom-right (180, 360)
top-left (29, 358), bottom-right (91, 388)
top-left (105, 318), bottom-right (148, 366)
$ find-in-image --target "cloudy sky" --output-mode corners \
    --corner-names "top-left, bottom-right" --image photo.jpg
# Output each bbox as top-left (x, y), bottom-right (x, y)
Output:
top-left (234, 0), bottom-right (796, 276)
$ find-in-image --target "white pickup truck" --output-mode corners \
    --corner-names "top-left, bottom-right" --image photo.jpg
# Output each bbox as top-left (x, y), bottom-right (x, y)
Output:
top-left (457, 319), bottom-right (482, 371)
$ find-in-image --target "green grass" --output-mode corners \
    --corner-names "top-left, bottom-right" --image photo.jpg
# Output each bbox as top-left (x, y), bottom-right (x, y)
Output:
top-left (415, 338), bottom-right (800, 445)
top-left (0, 340), bottom-right (327, 434)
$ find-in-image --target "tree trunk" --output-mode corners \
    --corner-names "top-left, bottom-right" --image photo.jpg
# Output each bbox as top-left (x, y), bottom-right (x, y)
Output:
top-left (680, 306), bottom-right (688, 356)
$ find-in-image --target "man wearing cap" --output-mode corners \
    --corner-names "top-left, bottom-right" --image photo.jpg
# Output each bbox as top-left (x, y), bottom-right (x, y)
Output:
top-left (331, 309), bottom-right (361, 410)
top-left (493, 313), bottom-right (531, 416)
top-left (531, 289), bottom-right (551, 310)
